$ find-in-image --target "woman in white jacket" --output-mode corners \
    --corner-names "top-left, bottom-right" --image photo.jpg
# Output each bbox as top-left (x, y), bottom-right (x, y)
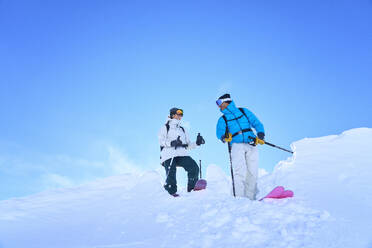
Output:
top-left (159, 108), bottom-right (205, 196)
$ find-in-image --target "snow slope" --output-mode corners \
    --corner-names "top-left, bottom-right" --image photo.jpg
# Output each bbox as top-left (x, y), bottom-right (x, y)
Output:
top-left (259, 127), bottom-right (372, 247)
top-left (0, 128), bottom-right (371, 248)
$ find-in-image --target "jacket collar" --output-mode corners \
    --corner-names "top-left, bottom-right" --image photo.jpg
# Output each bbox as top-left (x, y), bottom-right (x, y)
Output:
top-left (220, 100), bottom-right (238, 115)
top-left (168, 118), bottom-right (181, 127)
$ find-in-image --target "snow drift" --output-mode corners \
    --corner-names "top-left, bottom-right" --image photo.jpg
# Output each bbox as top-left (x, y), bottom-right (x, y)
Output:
top-left (0, 128), bottom-right (371, 248)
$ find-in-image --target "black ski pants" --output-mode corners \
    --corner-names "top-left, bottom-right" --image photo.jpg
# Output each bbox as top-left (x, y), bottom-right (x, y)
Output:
top-left (162, 156), bottom-right (199, 195)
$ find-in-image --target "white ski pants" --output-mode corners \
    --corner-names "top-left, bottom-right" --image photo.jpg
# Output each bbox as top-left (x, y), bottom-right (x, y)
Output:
top-left (231, 143), bottom-right (258, 200)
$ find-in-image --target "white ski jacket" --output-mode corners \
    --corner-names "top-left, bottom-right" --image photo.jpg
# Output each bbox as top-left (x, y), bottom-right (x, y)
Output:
top-left (158, 118), bottom-right (197, 163)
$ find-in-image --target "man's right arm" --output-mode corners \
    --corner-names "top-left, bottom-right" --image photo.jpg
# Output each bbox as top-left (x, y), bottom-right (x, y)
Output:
top-left (216, 117), bottom-right (227, 141)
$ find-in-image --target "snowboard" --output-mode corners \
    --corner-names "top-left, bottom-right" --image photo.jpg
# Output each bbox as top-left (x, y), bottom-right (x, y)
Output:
top-left (193, 179), bottom-right (207, 191)
top-left (259, 186), bottom-right (293, 201)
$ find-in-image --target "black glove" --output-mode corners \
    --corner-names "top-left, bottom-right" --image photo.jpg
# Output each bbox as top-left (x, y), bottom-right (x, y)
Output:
top-left (196, 133), bottom-right (205, 146)
top-left (170, 136), bottom-right (183, 149)
top-left (257, 132), bottom-right (265, 140)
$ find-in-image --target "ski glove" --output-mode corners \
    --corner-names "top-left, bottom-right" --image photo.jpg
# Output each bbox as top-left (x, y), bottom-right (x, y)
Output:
top-left (196, 133), bottom-right (205, 146)
top-left (255, 132), bottom-right (265, 145)
top-left (170, 136), bottom-right (185, 149)
top-left (221, 133), bottom-right (232, 143)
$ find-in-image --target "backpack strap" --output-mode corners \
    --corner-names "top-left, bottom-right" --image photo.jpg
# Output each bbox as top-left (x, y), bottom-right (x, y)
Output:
top-left (239, 108), bottom-right (247, 119)
top-left (238, 108), bottom-right (255, 143)
top-left (180, 126), bottom-right (185, 133)
top-left (160, 121), bottom-right (170, 152)
top-left (165, 121), bottom-right (170, 133)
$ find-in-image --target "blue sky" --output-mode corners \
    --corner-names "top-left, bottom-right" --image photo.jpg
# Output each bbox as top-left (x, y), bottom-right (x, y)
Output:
top-left (1, 0), bottom-right (371, 200)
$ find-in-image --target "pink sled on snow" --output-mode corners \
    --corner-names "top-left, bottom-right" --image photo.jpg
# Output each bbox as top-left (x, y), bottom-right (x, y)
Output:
top-left (259, 186), bottom-right (294, 201)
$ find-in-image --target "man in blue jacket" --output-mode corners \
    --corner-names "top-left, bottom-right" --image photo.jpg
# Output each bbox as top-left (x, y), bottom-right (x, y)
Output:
top-left (216, 94), bottom-right (265, 200)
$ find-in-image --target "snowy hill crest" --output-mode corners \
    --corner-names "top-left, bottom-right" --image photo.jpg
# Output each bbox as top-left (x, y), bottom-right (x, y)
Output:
top-left (1, 128), bottom-right (372, 248)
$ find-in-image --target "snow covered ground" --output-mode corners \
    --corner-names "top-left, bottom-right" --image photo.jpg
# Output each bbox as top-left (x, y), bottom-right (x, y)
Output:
top-left (0, 128), bottom-right (371, 248)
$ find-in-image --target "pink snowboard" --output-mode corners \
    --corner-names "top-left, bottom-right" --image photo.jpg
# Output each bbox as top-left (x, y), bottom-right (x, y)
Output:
top-left (194, 179), bottom-right (207, 191)
top-left (259, 186), bottom-right (294, 201)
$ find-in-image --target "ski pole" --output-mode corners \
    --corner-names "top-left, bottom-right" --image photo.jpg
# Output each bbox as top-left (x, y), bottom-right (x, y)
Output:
top-left (227, 142), bottom-right (236, 197)
top-left (166, 156), bottom-right (175, 179)
top-left (264, 141), bottom-right (293, 154)
top-left (199, 160), bottom-right (202, 178)
top-left (249, 136), bottom-right (293, 154)
top-left (198, 136), bottom-right (202, 179)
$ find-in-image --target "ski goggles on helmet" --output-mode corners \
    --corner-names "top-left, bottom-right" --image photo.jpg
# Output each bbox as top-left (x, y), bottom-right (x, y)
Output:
top-left (176, 109), bottom-right (183, 116)
top-left (216, 98), bottom-right (231, 106)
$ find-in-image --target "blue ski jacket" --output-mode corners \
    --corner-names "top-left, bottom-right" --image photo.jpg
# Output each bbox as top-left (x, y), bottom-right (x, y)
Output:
top-left (216, 101), bottom-right (265, 144)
